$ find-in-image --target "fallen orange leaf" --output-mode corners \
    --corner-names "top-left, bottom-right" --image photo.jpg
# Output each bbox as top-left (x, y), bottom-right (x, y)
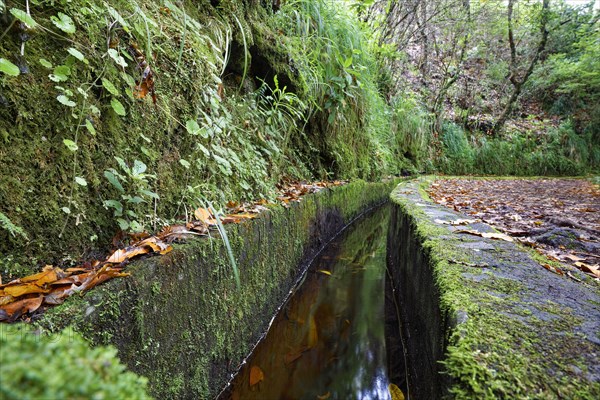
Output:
top-left (4, 283), bottom-right (51, 297)
top-left (0, 295), bottom-right (44, 322)
top-left (194, 207), bottom-right (215, 225)
top-left (106, 246), bottom-right (151, 263)
top-left (249, 365), bottom-right (264, 387)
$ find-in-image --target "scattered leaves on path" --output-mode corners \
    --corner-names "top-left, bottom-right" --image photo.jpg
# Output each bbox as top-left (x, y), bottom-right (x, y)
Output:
top-left (428, 179), bottom-right (600, 281)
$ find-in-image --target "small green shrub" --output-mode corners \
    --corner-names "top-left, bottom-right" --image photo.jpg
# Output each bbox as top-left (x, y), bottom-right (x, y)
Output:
top-left (0, 323), bottom-right (150, 399)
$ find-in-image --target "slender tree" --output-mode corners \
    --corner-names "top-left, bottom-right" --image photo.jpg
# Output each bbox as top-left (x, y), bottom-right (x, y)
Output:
top-left (491, 0), bottom-right (550, 134)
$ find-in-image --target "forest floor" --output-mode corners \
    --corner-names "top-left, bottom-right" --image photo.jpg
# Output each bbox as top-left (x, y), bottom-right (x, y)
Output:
top-left (427, 178), bottom-right (600, 284)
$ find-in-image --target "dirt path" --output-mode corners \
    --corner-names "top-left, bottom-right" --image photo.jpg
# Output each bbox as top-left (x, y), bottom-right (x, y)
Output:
top-left (427, 178), bottom-right (600, 282)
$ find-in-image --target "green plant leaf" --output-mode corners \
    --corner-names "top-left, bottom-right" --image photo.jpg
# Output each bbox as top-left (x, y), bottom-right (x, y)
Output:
top-left (104, 171), bottom-right (124, 192)
top-left (62, 207), bottom-right (71, 214)
top-left (49, 74), bottom-right (68, 82)
top-left (89, 105), bottom-right (101, 116)
top-left (107, 6), bottom-right (130, 31)
top-left (117, 218), bottom-right (129, 231)
top-left (54, 65), bottom-right (71, 77)
top-left (127, 196), bottom-right (144, 204)
top-left (179, 159), bottom-right (190, 169)
top-left (39, 58), bottom-right (53, 68)
top-left (141, 190), bottom-right (159, 200)
top-left (132, 160), bottom-right (147, 176)
top-left (63, 139), bottom-right (78, 152)
top-left (75, 177), bottom-right (87, 186)
top-left (185, 119), bottom-right (201, 135)
top-left (110, 98), bottom-right (126, 116)
top-left (10, 8), bottom-right (37, 28)
top-left (102, 78), bottom-right (120, 96)
top-left (0, 58), bottom-right (19, 76)
top-left (51, 13), bottom-right (75, 34)
top-left (67, 48), bottom-right (87, 64)
top-left (197, 143), bottom-right (210, 157)
top-left (107, 49), bottom-right (128, 68)
top-left (114, 157), bottom-right (129, 174)
top-left (85, 119), bottom-right (96, 135)
top-left (104, 200), bottom-right (124, 217)
top-left (57, 95), bottom-right (76, 107)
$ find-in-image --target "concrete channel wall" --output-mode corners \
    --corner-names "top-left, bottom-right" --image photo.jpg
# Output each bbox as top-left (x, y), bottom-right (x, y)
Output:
top-left (387, 179), bottom-right (600, 399)
top-left (38, 180), bottom-right (396, 399)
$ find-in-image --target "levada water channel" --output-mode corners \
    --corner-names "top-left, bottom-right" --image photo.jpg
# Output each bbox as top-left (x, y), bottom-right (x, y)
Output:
top-left (217, 205), bottom-right (410, 400)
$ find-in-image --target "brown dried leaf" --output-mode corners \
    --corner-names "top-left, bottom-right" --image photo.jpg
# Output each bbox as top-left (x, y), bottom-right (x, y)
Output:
top-left (249, 365), bottom-right (264, 387)
top-left (194, 207), bottom-right (215, 225)
top-left (542, 263), bottom-right (564, 276)
top-left (0, 295), bottom-right (44, 322)
top-left (106, 246), bottom-right (151, 263)
top-left (455, 229), bottom-right (514, 242)
top-left (575, 262), bottom-right (600, 278)
top-left (565, 254), bottom-right (587, 262)
top-left (3, 283), bottom-right (50, 297)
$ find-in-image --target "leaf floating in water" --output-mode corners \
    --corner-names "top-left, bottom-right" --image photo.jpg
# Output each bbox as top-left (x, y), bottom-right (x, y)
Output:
top-left (317, 392), bottom-right (331, 400)
top-left (388, 383), bottom-right (405, 400)
top-left (317, 270), bottom-right (331, 276)
top-left (249, 365), bottom-right (264, 387)
top-left (284, 348), bottom-right (307, 365)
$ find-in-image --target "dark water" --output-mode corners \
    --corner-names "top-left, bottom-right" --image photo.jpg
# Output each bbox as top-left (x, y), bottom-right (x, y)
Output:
top-left (219, 206), bottom-right (405, 400)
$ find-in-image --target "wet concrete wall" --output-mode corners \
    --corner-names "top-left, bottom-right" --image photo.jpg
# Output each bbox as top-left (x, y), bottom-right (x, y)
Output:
top-left (386, 204), bottom-right (450, 399)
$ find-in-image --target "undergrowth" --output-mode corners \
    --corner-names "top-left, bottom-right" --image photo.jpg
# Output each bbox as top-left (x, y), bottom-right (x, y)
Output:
top-left (437, 121), bottom-right (599, 176)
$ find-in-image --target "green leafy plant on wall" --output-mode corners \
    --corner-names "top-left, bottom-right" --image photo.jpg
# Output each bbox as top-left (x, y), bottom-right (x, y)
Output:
top-left (103, 157), bottom-right (158, 232)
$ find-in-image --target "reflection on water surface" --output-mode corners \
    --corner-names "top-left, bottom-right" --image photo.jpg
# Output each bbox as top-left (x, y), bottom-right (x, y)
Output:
top-left (219, 206), bottom-right (404, 400)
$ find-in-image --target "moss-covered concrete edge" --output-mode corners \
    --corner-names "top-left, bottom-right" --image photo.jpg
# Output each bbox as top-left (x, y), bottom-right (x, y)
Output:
top-left (34, 179), bottom-right (397, 399)
top-left (388, 178), bottom-right (600, 399)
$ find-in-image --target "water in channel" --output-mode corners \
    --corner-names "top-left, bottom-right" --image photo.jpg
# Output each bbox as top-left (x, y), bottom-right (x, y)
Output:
top-left (219, 205), bottom-right (405, 400)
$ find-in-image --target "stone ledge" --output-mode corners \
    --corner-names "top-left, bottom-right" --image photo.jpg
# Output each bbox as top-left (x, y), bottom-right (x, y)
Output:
top-left (387, 178), bottom-right (600, 399)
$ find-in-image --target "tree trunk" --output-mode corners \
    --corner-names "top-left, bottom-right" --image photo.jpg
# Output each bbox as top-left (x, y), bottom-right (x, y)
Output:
top-left (492, 0), bottom-right (550, 135)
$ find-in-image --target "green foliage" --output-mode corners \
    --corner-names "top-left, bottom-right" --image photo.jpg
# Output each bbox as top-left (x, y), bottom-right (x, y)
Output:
top-left (0, 324), bottom-right (150, 399)
top-left (436, 121), bottom-right (598, 175)
top-left (528, 11), bottom-right (600, 140)
top-left (103, 158), bottom-right (158, 232)
top-left (0, 58), bottom-right (19, 76)
top-left (273, 0), bottom-right (398, 178)
top-left (390, 94), bottom-right (433, 166)
top-left (0, 212), bottom-right (28, 240)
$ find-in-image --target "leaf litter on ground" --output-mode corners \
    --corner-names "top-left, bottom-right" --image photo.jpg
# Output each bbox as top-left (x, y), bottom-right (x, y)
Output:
top-left (428, 178), bottom-right (600, 281)
top-left (0, 180), bottom-right (347, 322)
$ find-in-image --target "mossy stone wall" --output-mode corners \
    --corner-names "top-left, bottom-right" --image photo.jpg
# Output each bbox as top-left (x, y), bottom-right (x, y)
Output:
top-left (37, 180), bottom-right (396, 399)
